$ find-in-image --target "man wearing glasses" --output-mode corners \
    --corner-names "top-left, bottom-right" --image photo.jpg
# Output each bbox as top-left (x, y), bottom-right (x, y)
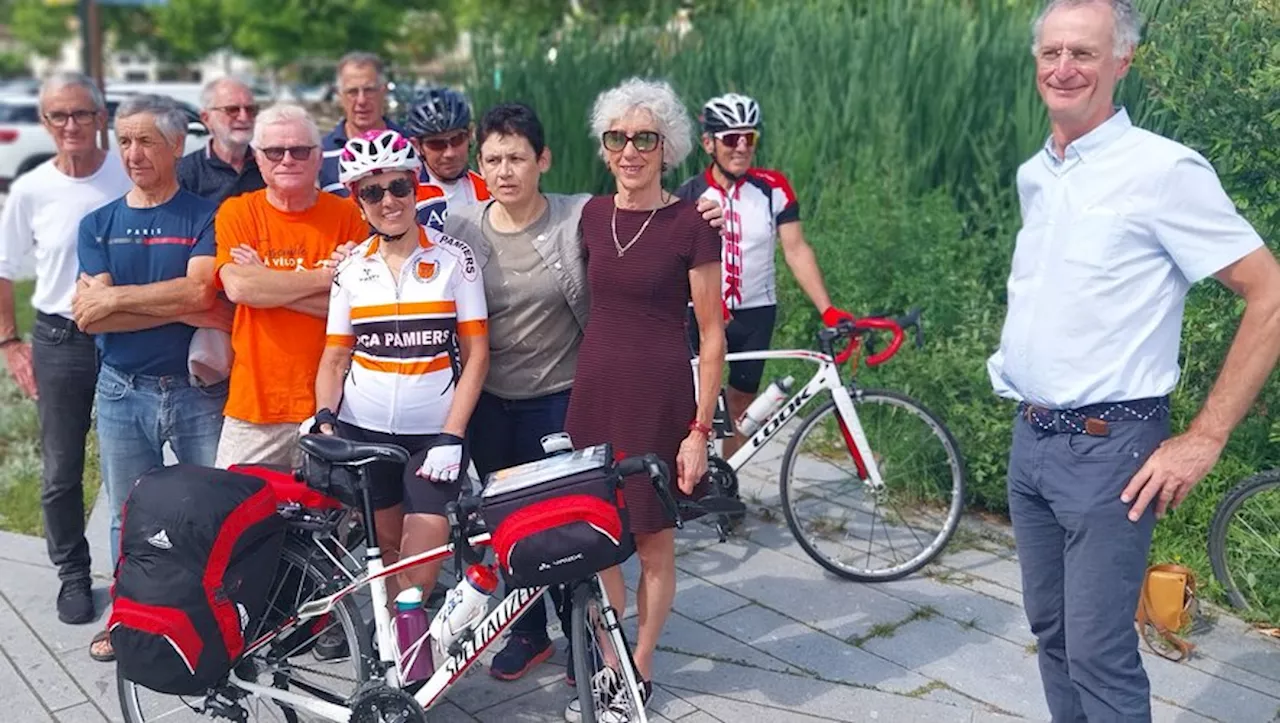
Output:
top-left (403, 86), bottom-right (490, 230)
top-left (0, 72), bottom-right (130, 627)
top-left (178, 77), bottom-right (266, 204)
top-left (677, 93), bottom-right (851, 460)
top-left (318, 52), bottom-right (402, 196)
top-left (213, 103), bottom-right (367, 469)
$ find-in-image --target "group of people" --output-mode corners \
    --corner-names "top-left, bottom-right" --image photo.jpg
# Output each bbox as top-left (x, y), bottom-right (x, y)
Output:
top-left (0, 45), bottom-right (852, 718)
top-left (2, 0), bottom-right (1279, 720)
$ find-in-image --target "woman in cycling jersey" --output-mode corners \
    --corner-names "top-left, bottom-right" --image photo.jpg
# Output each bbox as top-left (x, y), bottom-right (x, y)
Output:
top-left (314, 129), bottom-right (489, 605)
top-left (561, 77), bottom-right (725, 718)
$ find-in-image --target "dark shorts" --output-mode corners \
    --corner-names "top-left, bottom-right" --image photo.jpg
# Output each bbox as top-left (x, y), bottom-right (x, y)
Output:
top-left (687, 304), bottom-right (778, 393)
top-left (334, 421), bottom-right (466, 516)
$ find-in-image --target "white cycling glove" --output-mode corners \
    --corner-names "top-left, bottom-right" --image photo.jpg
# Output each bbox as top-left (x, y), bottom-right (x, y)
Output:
top-left (417, 434), bottom-right (464, 483)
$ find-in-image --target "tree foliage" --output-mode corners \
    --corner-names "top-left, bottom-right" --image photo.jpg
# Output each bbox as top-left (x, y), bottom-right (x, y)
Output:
top-left (9, 0), bottom-right (74, 60)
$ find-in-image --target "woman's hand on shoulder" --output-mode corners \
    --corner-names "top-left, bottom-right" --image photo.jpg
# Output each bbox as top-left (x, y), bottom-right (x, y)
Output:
top-left (694, 197), bottom-right (725, 230)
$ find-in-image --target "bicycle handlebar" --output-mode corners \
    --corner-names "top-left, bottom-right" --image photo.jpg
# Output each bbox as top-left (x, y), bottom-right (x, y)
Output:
top-left (617, 454), bottom-right (684, 530)
top-left (821, 306), bottom-right (925, 367)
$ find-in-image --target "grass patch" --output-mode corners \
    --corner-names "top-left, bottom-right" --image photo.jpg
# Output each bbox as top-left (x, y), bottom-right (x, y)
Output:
top-left (0, 280), bottom-right (101, 535)
top-left (849, 605), bottom-right (939, 646)
top-left (905, 680), bottom-right (950, 699)
top-left (1024, 641), bottom-right (1038, 655)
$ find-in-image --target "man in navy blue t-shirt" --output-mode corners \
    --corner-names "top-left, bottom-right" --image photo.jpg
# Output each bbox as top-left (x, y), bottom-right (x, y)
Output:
top-left (73, 94), bottom-right (232, 664)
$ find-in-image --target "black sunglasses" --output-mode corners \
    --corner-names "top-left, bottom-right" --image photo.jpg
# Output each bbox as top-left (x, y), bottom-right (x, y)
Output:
top-left (258, 145), bottom-right (315, 162)
top-left (601, 130), bottom-right (661, 153)
top-left (358, 177), bottom-right (416, 204)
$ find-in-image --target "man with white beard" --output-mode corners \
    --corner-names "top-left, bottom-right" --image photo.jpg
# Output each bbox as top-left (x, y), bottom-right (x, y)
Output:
top-left (178, 77), bottom-right (266, 203)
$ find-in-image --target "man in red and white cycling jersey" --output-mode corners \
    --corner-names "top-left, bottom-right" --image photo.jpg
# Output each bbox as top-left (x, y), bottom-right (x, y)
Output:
top-left (677, 93), bottom-right (851, 458)
top-left (402, 87), bottom-right (490, 232)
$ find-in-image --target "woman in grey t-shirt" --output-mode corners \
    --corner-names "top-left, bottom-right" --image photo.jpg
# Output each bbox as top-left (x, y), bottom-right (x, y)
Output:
top-left (446, 102), bottom-right (721, 684)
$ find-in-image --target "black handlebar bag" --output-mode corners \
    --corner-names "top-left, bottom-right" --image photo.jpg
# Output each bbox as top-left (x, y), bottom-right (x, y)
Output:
top-left (108, 464), bottom-right (286, 695)
top-left (480, 444), bottom-right (635, 589)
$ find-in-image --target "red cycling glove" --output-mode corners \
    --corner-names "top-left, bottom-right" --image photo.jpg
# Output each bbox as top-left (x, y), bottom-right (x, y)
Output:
top-left (822, 306), bottom-right (855, 327)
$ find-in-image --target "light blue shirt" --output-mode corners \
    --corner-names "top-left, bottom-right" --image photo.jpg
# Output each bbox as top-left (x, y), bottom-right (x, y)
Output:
top-left (987, 108), bottom-right (1264, 409)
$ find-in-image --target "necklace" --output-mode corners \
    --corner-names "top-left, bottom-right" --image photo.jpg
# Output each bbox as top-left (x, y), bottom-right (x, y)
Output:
top-left (611, 194), bottom-right (665, 258)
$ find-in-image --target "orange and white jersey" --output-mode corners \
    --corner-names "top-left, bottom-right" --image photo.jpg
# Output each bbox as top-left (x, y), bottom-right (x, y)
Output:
top-left (326, 226), bottom-right (488, 435)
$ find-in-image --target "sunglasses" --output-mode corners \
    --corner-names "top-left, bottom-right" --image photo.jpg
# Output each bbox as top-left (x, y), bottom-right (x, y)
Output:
top-left (715, 129), bottom-right (759, 148)
top-left (258, 145), bottom-right (315, 162)
top-left (212, 104), bottom-right (259, 117)
top-left (601, 130), bottom-right (661, 153)
top-left (358, 177), bottom-right (416, 204)
top-left (419, 132), bottom-right (470, 152)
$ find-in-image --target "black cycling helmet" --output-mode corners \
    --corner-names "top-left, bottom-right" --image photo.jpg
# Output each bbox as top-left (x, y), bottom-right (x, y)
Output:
top-left (404, 87), bottom-right (472, 138)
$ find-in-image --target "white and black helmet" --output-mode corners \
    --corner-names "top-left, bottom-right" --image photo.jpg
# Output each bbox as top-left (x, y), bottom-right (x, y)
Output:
top-left (700, 93), bottom-right (761, 133)
top-left (339, 129), bottom-right (420, 187)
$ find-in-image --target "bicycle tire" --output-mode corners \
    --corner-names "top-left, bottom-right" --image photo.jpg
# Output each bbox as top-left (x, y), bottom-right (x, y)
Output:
top-left (118, 533), bottom-right (372, 723)
top-left (779, 388), bottom-right (965, 582)
top-left (570, 580), bottom-right (647, 723)
top-left (1208, 468), bottom-right (1280, 611)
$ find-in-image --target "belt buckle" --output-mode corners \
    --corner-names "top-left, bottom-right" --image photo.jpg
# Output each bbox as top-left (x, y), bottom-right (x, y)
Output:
top-left (1084, 417), bottom-right (1110, 436)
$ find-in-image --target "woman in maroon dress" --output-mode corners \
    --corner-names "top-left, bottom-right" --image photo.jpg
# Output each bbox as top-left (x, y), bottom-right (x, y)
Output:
top-left (564, 77), bottom-right (725, 715)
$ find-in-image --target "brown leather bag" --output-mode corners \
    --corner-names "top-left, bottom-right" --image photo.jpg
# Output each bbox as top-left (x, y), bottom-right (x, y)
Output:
top-left (1135, 563), bottom-right (1198, 662)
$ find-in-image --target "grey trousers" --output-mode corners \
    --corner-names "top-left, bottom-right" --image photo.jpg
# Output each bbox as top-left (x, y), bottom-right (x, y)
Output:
top-left (1007, 413), bottom-right (1170, 722)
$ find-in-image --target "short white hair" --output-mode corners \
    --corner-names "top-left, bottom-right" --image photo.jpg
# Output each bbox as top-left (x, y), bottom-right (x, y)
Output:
top-left (252, 103), bottom-right (321, 148)
top-left (335, 52), bottom-right (386, 88)
top-left (1032, 0), bottom-right (1143, 58)
top-left (200, 77), bottom-right (252, 110)
top-left (589, 77), bottom-right (694, 171)
top-left (39, 72), bottom-right (105, 114)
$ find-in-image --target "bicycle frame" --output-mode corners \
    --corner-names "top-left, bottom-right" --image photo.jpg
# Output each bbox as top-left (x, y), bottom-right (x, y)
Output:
top-left (228, 528), bottom-right (648, 722)
top-left (691, 349), bottom-right (886, 489)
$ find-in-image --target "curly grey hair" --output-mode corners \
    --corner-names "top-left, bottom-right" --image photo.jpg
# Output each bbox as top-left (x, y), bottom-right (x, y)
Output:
top-left (1032, 0), bottom-right (1144, 58)
top-left (589, 77), bottom-right (694, 171)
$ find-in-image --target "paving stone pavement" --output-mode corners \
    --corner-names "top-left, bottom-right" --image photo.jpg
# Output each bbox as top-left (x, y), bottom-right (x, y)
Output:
top-left (1, 464), bottom-right (1279, 722)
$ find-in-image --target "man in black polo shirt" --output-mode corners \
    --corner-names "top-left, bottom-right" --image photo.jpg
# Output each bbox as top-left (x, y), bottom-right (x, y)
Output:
top-left (178, 77), bottom-right (266, 204)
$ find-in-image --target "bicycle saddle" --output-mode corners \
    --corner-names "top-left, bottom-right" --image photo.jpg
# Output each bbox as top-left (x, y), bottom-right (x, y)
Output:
top-left (298, 434), bottom-right (410, 466)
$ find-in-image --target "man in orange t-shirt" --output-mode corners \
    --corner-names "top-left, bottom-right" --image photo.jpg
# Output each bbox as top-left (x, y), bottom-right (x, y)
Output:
top-left (214, 103), bottom-right (368, 468)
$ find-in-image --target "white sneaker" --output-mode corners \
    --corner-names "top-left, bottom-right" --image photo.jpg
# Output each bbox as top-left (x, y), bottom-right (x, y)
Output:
top-left (564, 668), bottom-right (623, 722)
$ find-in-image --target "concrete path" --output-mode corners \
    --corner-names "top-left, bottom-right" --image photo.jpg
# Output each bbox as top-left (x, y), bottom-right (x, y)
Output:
top-left (1, 460), bottom-right (1278, 722)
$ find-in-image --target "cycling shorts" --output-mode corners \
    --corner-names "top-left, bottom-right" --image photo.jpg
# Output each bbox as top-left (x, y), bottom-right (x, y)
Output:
top-left (686, 305), bottom-right (778, 394)
top-left (334, 421), bottom-right (468, 516)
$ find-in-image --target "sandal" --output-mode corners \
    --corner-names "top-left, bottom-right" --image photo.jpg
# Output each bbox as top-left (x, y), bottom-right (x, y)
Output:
top-left (90, 629), bottom-right (115, 663)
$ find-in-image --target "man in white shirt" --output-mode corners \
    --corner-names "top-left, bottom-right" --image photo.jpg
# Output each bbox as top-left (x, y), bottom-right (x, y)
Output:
top-left (988, 2), bottom-right (1280, 720)
top-left (0, 72), bottom-right (131, 625)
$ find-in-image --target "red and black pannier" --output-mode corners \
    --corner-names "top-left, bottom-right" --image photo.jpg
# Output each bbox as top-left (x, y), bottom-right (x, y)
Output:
top-left (480, 443), bottom-right (634, 589)
top-left (108, 464), bottom-right (286, 696)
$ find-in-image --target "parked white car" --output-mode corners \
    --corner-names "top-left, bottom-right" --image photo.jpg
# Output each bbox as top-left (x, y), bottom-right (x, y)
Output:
top-left (0, 92), bottom-right (209, 191)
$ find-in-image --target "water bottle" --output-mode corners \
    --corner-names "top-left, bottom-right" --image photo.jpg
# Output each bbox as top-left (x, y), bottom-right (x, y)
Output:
top-left (393, 587), bottom-right (434, 683)
top-left (428, 564), bottom-right (499, 653)
top-left (736, 376), bottom-right (795, 436)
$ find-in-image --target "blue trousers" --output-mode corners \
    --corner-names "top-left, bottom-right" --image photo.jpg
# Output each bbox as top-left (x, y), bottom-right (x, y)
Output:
top-left (1007, 414), bottom-right (1169, 722)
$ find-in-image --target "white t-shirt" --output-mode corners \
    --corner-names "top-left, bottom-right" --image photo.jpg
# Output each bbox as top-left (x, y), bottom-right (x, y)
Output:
top-left (0, 153), bottom-right (131, 317)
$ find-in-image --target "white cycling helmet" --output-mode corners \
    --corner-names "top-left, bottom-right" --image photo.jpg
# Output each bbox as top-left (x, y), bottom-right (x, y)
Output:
top-left (339, 129), bottom-right (421, 186)
top-left (701, 93), bottom-right (761, 133)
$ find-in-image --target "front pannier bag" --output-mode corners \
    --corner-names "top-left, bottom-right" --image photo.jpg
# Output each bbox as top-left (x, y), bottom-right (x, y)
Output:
top-left (480, 444), bottom-right (634, 589)
top-left (108, 464), bottom-right (286, 695)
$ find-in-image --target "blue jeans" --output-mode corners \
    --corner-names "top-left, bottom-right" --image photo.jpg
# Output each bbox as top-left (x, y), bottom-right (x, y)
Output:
top-left (96, 363), bottom-right (228, 564)
top-left (1007, 414), bottom-right (1169, 722)
top-left (468, 388), bottom-right (572, 639)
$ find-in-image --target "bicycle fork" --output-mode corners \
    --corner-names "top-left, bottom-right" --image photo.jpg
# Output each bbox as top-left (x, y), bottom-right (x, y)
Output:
top-left (829, 385), bottom-right (886, 491)
top-left (594, 579), bottom-right (650, 723)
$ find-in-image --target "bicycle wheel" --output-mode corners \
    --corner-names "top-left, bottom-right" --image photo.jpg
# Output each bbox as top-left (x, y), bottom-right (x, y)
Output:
top-left (1208, 469), bottom-right (1280, 615)
top-left (779, 388), bottom-right (965, 582)
top-left (569, 580), bottom-right (646, 723)
top-left (119, 533), bottom-right (372, 722)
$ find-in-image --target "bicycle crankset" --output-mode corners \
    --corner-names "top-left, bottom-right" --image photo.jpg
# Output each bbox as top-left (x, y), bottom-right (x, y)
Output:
top-left (703, 456), bottom-right (745, 541)
top-left (349, 685), bottom-right (426, 723)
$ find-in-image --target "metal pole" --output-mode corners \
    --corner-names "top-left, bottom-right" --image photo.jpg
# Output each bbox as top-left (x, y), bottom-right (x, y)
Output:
top-left (84, 0), bottom-right (109, 149)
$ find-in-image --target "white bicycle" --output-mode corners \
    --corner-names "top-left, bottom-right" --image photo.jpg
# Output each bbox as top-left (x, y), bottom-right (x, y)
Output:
top-left (116, 438), bottom-right (741, 723)
top-left (691, 309), bottom-right (966, 581)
